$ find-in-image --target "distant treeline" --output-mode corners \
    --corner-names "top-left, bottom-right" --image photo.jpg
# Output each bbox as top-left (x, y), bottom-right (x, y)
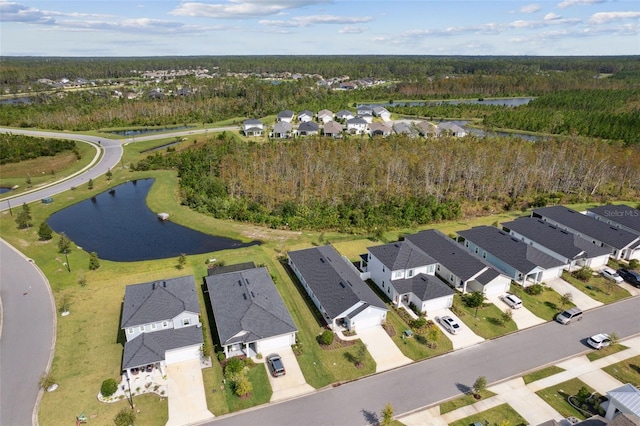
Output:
top-left (0, 134), bottom-right (77, 164)
top-left (131, 133), bottom-right (640, 232)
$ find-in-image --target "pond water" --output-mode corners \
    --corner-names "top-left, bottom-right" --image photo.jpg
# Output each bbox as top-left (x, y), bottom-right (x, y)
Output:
top-left (47, 179), bottom-right (259, 262)
top-left (104, 125), bottom-right (195, 136)
top-left (0, 97), bottom-right (32, 105)
top-left (0, 187), bottom-right (12, 194)
top-left (364, 97), bottom-right (534, 108)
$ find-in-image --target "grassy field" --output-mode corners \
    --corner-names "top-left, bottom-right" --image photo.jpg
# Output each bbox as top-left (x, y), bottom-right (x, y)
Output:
top-left (522, 365), bottom-right (565, 384)
top-left (535, 378), bottom-right (596, 420)
top-left (223, 364), bottom-right (272, 412)
top-left (562, 272), bottom-right (631, 304)
top-left (439, 390), bottom-right (496, 414)
top-left (586, 344), bottom-right (629, 362)
top-left (452, 294), bottom-right (518, 339)
top-left (447, 403), bottom-right (527, 426)
top-left (602, 355), bottom-right (640, 388)
top-left (509, 285), bottom-right (575, 321)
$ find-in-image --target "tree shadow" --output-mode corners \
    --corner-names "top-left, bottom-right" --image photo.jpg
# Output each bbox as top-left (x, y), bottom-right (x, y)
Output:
top-left (486, 317), bottom-right (504, 327)
top-left (361, 408), bottom-right (379, 425)
top-left (544, 301), bottom-right (558, 310)
top-left (344, 352), bottom-right (356, 364)
top-left (456, 382), bottom-right (471, 395)
top-left (630, 364), bottom-right (640, 374)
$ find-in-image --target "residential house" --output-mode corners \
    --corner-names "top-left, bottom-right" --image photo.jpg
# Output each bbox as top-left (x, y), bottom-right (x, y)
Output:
top-left (298, 110), bottom-right (314, 123)
top-left (604, 384), bottom-right (640, 420)
top-left (296, 121), bottom-right (319, 136)
top-left (288, 245), bottom-right (388, 332)
top-left (586, 204), bottom-right (640, 237)
top-left (317, 109), bottom-right (334, 123)
top-left (393, 122), bottom-right (417, 137)
top-left (369, 122), bottom-right (392, 137)
top-left (243, 119), bottom-right (264, 137)
top-left (533, 206), bottom-right (640, 261)
top-left (372, 106), bottom-right (391, 121)
top-left (336, 110), bottom-right (355, 121)
top-left (322, 121), bottom-right (343, 138)
top-left (416, 121), bottom-right (442, 138)
top-left (340, 81), bottom-right (358, 90)
top-left (205, 264), bottom-right (297, 358)
top-left (457, 226), bottom-right (566, 286)
top-left (405, 229), bottom-right (511, 296)
top-left (438, 122), bottom-right (467, 137)
top-left (503, 217), bottom-right (611, 271)
top-left (346, 117), bottom-right (368, 134)
top-left (356, 105), bottom-right (373, 116)
top-left (120, 276), bottom-right (203, 377)
top-left (271, 121), bottom-right (293, 139)
top-left (277, 110), bottom-right (295, 123)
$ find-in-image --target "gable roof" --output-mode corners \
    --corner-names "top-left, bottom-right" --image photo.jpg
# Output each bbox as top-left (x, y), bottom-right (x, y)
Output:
top-left (243, 119), bottom-right (262, 126)
top-left (416, 121), bottom-right (441, 136)
top-left (336, 109), bottom-right (355, 119)
top-left (393, 122), bottom-right (415, 135)
top-left (272, 121), bottom-right (293, 133)
top-left (607, 384), bottom-right (640, 418)
top-left (368, 241), bottom-right (435, 271)
top-left (277, 110), bottom-right (295, 119)
top-left (122, 326), bottom-right (203, 369)
top-left (298, 109), bottom-right (313, 118)
top-left (208, 262), bottom-right (256, 276)
top-left (347, 117), bottom-right (367, 125)
top-left (588, 204), bottom-right (640, 234)
top-left (317, 109), bottom-right (334, 118)
top-left (392, 274), bottom-right (455, 301)
top-left (205, 266), bottom-right (297, 346)
top-left (457, 226), bottom-right (565, 274)
top-left (298, 121), bottom-right (319, 132)
top-left (288, 245), bottom-right (386, 319)
top-left (503, 217), bottom-right (611, 260)
top-left (534, 206), bottom-right (639, 249)
top-left (438, 122), bottom-right (465, 134)
top-left (372, 106), bottom-right (390, 116)
top-left (369, 122), bottom-right (392, 135)
top-left (121, 276), bottom-right (200, 328)
top-left (323, 121), bottom-right (343, 134)
top-left (405, 229), bottom-right (499, 282)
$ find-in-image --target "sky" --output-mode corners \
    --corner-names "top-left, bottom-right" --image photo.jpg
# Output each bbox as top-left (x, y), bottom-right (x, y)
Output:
top-left (1, 0), bottom-right (639, 56)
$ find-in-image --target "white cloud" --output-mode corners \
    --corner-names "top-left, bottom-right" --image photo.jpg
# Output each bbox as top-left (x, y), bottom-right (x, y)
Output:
top-left (544, 13), bottom-right (561, 21)
top-left (260, 14), bottom-right (372, 28)
top-left (519, 4), bottom-right (542, 13)
top-left (170, 0), bottom-right (330, 19)
top-left (339, 26), bottom-right (366, 34)
top-left (557, 0), bottom-right (607, 9)
top-left (589, 11), bottom-right (640, 24)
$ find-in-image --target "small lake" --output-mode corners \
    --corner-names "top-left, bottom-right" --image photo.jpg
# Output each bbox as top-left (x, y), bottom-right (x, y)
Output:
top-left (47, 179), bottom-right (259, 262)
top-left (364, 97), bottom-right (534, 108)
top-left (0, 187), bottom-right (13, 194)
top-left (104, 125), bottom-right (195, 136)
top-left (0, 97), bottom-right (32, 105)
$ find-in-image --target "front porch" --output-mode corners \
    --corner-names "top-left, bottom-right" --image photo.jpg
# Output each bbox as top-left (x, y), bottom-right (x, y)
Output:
top-left (224, 341), bottom-right (257, 358)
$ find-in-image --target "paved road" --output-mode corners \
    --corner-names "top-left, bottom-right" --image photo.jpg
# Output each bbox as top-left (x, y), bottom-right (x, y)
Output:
top-left (210, 296), bottom-right (640, 426)
top-left (0, 239), bottom-right (56, 426)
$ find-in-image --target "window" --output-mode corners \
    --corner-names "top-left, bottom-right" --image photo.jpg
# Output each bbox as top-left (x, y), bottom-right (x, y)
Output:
top-left (139, 326), bottom-right (144, 332)
top-left (382, 266), bottom-right (385, 272)
top-left (437, 264), bottom-right (441, 271)
top-left (182, 318), bottom-right (191, 326)
top-left (450, 274), bottom-right (454, 282)
top-left (408, 269), bottom-right (414, 277)
top-left (482, 252), bottom-right (487, 259)
top-left (128, 328), bottom-right (134, 334)
top-left (387, 287), bottom-right (390, 294)
top-left (151, 323), bottom-right (157, 330)
top-left (475, 247), bottom-right (479, 254)
top-left (163, 321), bottom-right (168, 328)
top-left (465, 241), bottom-right (469, 247)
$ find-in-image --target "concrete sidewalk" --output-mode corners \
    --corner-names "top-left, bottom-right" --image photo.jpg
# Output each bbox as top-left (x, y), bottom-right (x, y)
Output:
top-left (547, 278), bottom-right (603, 310)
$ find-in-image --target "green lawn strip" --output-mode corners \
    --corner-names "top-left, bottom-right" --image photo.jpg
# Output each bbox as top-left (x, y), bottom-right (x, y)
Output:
top-left (602, 355), bottom-right (640, 388)
top-left (522, 366), bottom-right (566, 384)
top-left (439, 390), bottom-right (497, 414)
top-left (447, 403), bottom-right (528, 426)
top-left (509, 285), bottom-right (574, 321)
top-left (223, 364), bottom-right (272, 412)
top-left (202, 362), bottom-right (229, 416)
top-left (586, 344), bottom-right (629, 362)
top-left (562, 272), bottom-right (631, 304)
top-left (385, 308), bottom-right (452, 361)
top-left (452, 294), bottom-right (518, 339)
top-left (535, 378), bottom-right (597, 420)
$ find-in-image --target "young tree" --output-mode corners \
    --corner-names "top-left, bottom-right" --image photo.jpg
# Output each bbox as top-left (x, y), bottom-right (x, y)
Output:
top-left (177, 253), bottom-right (187, 269)
top-left (106, 168), bottom-right (113, 180)
top-left (38, 372), bottom-right (56, 390)
top-left (379, 403), bottom-right (395, 426)
top-left (88, 252), bottom-right (100, 270)
top-left (472, 376), bottom-right (487, 398)
top-left (88, 178), bottom-right (94, 190)
top-left (234, 374), bottom-right (252, 397)
top-left (609, 332), bottom-right (619, 346)
top-left (501, 309), bottom-right (513, 326)
top-left (26, 174), bottom-right (32, 187)
top-left (560, 292), bottom-right (573, 309)
top-left (38, 222), bottom-right (53, 240)
top-left (465, 291), bottom-right (485, 318)
top-left (353, 344), bottom-right (367, 368)
top-left (58, 232), bottom-right (72, 253)
top-left (15, 209), bottom-right (32, 229)
top-left (113, 408), bottom-right (136, 426)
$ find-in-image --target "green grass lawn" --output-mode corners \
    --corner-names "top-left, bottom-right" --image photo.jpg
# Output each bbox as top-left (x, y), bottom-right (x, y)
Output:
top-left (536, 378), bottom-right (596, 420)
top-left (522, 365), bottom-right (565, 384)
top-left (452, 294), bottom-right (518, 339)
top-left (586, 344), bottom-right (629, 362)
top-left (223, 364), bottom-right (272, 412)
top-left (385, 308), bottom-right (453, 361)
top-left (447, 403), bottom-right (528, 426)
top-left (602, 355), bottom-right (640, 388)
top-left (509, 285), bottom-right (575, 321)
top-left (562, 272), bottom-right (631, 304)
top-left (439, 390), bottom-right (496, 414)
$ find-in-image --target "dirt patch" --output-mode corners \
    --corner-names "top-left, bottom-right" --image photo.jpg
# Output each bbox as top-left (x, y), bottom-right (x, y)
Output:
top-left (241, 226), bottom-right (301, 242)
top-left (318, 335), bottom-right (357, 350)
top-left (383, 323), bottom-right (396, 337)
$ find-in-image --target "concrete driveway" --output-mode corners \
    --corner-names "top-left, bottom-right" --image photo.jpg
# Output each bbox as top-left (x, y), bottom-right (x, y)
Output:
top-left (264, 347), bottom-right (314, 402)
top-left (619, 281), bottom-right (640, 296)
top-left (486, 293), bottom-right (546, 329)
top-left (427, 309), bottom-right (484, 350)
top-left (546, 278), bottom-right (603, 310)
top-left (165, 359), bottom-right (214, 426)
top-left (357, 326), bottom-right (412, 373)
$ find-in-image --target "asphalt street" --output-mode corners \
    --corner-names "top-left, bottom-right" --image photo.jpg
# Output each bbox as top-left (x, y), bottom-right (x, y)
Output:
top-left (210, 296), bottom-right (640, 426)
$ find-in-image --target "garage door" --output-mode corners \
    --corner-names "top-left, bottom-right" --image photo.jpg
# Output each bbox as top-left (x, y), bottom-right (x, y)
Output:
top-left (541, 267), bottom-right (563, 281)
top-left (422, 295), bottom-right (453, 313)
top-left (483, 276), bottom-right (511, 296)
top-left (165, 344), bottom-right (201, 365)
top-left (257, 334), bottom-right (295, 354)
top-left (351, 307), bottom-right (384, 331)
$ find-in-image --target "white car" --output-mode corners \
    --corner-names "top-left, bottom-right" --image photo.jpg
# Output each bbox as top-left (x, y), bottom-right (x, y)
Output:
top-left (587, 333), bottom-right (611, 350)
top-left (600, 267), bottom-right (623, 283)
top-left (501, 293), bottom-right (523, 309)
top-left (436, 315), bottom-right (461, 335)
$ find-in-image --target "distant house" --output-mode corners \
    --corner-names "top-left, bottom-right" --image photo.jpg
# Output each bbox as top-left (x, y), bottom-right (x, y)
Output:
top-left (298, 110), bottom-right (314, 123)
top-left (393, 122), bottom-right (417, 137)
top-left (243, 119), bottom-right (264, 137)
top-left (356, 105), bottom-right (373, 116)
top-left (271, 121), bottom-right (293, 139)
top-left (457, 226), bottom-right (566, 286)
top-left (438, 122), bottom-right (467, 137)
top-left (503, 217), bottom-right (611, 271)
top-left (533, 206), bottom-right (640, 261)
top-left (205, 265), bottom-right (297, 358)
top-left (317, 109), bottom-right (334, 123)
top-left (372, 106), bottom-right (391, 121)
top-left (346, 117), bottom-right (368, 134)
top-left (340, 81), bottom-right (358, 90)
top-left (120, 276), bottom-right (202, 377)
top-left (369, 122), bottom-right (392, 137)
top-left (296, 121), bottom-right (320, 136)
top-left (288, 245), bottom-right (388, 332)
top-left (586, 204), bottom-right (640, 237)
top-left (277, 110), bottom-right (295, 123)
top-left (336, 110), bottom-right (355, 121)
top-left (416, 121), bottom-right (441, 138)
top-left (322, 121), bottom-right (343, 138)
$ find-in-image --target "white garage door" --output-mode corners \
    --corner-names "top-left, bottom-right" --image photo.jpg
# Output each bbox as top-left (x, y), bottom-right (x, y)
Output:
top-left (351, 307), bottom-right (384, 331)
top-left (165, 344), bottom-right (201, 365)
top-left (257, 334), bottom-right (295, 354)
top-left (483, 276), bottom-right (511, 296)
top-left (541, 267), bottom-right (563, 281)
top-left (422, 295), bottom-right (453, 313)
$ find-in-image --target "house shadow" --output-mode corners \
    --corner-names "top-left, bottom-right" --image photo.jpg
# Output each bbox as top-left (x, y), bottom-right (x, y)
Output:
top-left (201, 278), bottom-right (223, 354)
top-left (116, 302), bottom-right (126, 346)
top-left (361, 408), bottom-right (379, 425)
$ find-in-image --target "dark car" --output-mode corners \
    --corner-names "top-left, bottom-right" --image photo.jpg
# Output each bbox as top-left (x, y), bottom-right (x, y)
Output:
top-left (617, 268), bottom-right (640, 287)
top-left (267, 354), bottom-right (286, 377)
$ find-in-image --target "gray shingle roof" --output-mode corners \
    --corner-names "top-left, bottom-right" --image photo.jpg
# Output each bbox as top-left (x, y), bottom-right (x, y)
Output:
top-left (121, 276), bottom-right (200, 328)
top-left (504, 217), bottom-right (611, 260)
top-left (272, 121), bottom-right (292, 133)
top-left (457, 226), bottom-right (565, 274)
top-left (392, 274), bottom-right (454, 301)
top-left (277, 110), bottom-right (295, 119)
top-left (205, 266), bottom-right (297, 347)
top-left (588, 204), bottom-right (640, 234)
top-left (323, 121), bottom-right (343, 134)
top-left (534, 206), bottom-right (639, 249)
top-left (336, 110), bottom-right (354, 118)
top-left (243, 119), bottom-right (262, 126)
top-left (368, 241), bottom-right (435, 271)
top-left (298, 121), bottom-right (319, 132)
top-left (405, 229), bottom-right (498, 282)
top-left (208, 262), bottom-right (256, 276)
top-left (288, 245), bottom-right (386, 319)
top-left (122, 326), bottom-right (203, 369)
top-left (347, 117), bottom-right (367, 125)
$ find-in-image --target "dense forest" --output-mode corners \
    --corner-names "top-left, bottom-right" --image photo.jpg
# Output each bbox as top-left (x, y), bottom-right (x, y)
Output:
top-left (132, 133), bottom-right (640, 232)
top-left (0, 133), bottom-right (77, 164)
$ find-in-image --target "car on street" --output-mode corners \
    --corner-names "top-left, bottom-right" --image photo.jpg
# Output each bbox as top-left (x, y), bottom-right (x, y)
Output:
top-left (600, 267), bottom-right (623, 283)
top-left (501, 293), bottom-right (523, 309)
top-left (617, 268), bottom-right (640, 287)
top-left (266, 354), bottom-right (286, 377)
top-left (587, 333), bottom-right (611, 350)
top-left (556, 307), bottom-right (583, 324)
top-left (436, 315), bottom-right (461, 335)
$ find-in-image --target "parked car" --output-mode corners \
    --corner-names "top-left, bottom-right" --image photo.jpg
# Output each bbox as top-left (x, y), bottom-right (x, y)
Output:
top-left (266, 354), bottom-right (286, 377)
top-left (555, 307), bottom-right (583, 324)
top-left (617, 268), bottom-right (640, 287)
top-left (436, 315), bottom-right (461, 335)
top-left (501, 293), bottom-right (523, 309)
top-left (587, 333), bottom-right (611, 350)
top-left (600, 267), bottom-right (623, 283)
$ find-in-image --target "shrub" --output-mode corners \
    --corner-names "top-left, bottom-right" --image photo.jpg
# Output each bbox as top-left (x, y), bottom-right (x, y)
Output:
top-left (217, 351), bottom-right (225, 362)
top-left (572, 266), bottom-right (593, 282)
top-left (410, 317), bottom-right (427, 330)
top-left (113, 408), bottom-right (135, 426)
top-left (224, 357), bottom-right (245, 377)
top-left (101, 378), bottom-right (119, 397)
top-left (629, 259), bottom-right (639, 269)
top-left (472, 376), bottom-right (487, 397)
top-left (234, 375), bottom-right (252, 397)
top-left (38, 222), bottom-right (53, 241)
top-left (39, 372), bottom-right (56, 390)
top-left (525, 283), bottom-right (544, 295)
top-left (320, 330), bottom-right (334, 346)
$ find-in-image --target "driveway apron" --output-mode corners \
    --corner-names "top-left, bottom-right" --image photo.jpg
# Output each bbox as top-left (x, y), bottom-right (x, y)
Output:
top-left (165, 359), bottom-right (214, 426)
top-left (546, 278), bottom-right (603, 310)
top-left (486, 293), bottom-right (546, 329)
top-left (426, 309), bottom-right (484, 350)
top-left (264, 347), bottom-right (314, 402)
top-left (357, 326), bottom-right (412, 373)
